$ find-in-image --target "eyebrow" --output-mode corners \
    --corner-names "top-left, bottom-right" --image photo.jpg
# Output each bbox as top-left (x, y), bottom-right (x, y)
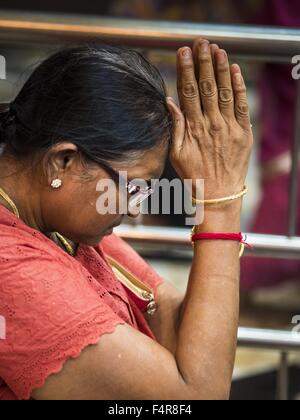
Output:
top-left (99, 159), bottom-right (158, 186)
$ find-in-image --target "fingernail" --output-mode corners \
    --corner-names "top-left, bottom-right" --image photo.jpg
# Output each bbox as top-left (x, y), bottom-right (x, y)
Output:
top-left (217, 50), bottom-right (227, 64)
top-left (182, 48), bottom-right (191, 58)
top-left (200, 41), bottom-right (209, 53)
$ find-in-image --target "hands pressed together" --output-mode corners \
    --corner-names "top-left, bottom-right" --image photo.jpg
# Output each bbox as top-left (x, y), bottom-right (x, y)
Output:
top-left (167, 39), bottom-right (253, 200)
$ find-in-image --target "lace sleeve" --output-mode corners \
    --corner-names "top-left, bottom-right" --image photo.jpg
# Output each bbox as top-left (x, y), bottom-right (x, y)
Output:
top-left (0, 244), bottom-right (125, 400)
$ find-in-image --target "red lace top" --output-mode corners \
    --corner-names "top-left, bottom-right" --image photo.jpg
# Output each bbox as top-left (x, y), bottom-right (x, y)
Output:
top-left (0, 205), bottom-right (164, 400)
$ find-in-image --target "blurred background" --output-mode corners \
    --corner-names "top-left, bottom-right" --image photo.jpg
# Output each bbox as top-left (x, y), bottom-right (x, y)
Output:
top-left (0, 0), bottom-right (300, 400)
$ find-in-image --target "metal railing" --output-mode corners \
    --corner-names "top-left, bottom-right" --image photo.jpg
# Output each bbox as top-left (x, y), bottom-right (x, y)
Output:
top-left (238, 328), bottom-right (300, 400)
top-left (1, 10), bottom-right (300, 400)
top-left (0, 10), bottom-right (300, 62)
top-left (116, 225), bottom-right (300, 260)
top-left (238, 327), bottom-right (300, 352)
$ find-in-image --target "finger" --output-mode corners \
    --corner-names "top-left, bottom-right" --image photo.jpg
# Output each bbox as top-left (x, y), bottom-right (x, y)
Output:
top-left (192, 39), bottom-right (218, 81)
top-left (167, 97), bottom-right (186, 152)
top-left (210, 44), bottom-right (219, 76)
top-left (192, 38), bottom-right (206, 81)
top-left (192, 42), bottom-right (219, 114)
top-left (231, 64), bottom-right (251, 129)
top-left (215, 49), bottom-right (235, 120)
top-left (196, 40), bottom-right (221, 120)
top-left (177, 47), bottom-right (203, 123)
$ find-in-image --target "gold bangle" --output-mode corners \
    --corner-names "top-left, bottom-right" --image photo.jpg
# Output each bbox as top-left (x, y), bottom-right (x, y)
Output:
top-left (239, 243), bottom-right (246, 258)
top-left (192, 186), bottom-right (248, 206)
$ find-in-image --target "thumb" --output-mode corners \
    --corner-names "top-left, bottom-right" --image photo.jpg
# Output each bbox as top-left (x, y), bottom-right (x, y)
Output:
top-left (166, 97), bottom-right (185, 153)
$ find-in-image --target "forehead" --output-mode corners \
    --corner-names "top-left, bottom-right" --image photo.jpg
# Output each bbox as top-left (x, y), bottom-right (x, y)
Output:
top-left (114, 142), bottom-right (169, 180)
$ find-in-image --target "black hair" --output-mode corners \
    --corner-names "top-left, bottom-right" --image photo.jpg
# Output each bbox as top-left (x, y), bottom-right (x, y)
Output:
top-left (0, 44), bottom-right (172, 164)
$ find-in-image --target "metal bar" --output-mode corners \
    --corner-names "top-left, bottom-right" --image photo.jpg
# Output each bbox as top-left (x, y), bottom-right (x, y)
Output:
top-left (238, 328), bottom-right (300, 352)
top-left (277, 352), bottom-right (289, 400)
top-left (0, 11), bottom-right (300, 61)
top-left (288, 81), bottom-right (300, 237)
top-left (115, 225), bottom-right (300, 260)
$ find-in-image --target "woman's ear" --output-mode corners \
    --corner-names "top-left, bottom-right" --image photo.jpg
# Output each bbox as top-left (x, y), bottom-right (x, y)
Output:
top-left (42, 142), bottom-right (79, 184)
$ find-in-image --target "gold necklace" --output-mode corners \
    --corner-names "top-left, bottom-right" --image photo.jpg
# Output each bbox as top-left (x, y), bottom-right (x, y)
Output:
top-left (0, 186), bottom-right (76, 257)
top-left (55, 232), bottom-right (76, 257)
top-left (0, 187), bottom-right (20, 218)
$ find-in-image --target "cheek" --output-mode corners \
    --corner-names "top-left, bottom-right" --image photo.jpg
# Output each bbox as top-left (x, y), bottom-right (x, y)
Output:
top-left (62, 178), bottom-right (122, 232)
top-left (54, 183), bottom-right (99, 226)
top-left (95, 182), bottom-right (128, 216)
top-left (65, 205), bottom-right (116, 239)
top-left (74, 187), bottom-right (118, 232)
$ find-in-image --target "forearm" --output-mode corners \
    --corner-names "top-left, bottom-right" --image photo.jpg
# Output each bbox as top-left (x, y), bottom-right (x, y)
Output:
top-left (175, 201), bottom-right (242, 399)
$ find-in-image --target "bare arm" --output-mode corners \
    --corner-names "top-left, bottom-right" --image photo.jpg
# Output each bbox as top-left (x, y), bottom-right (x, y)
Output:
top-left (146, 219), bottom-right (241, 358)
top-left (32, 39), bottom-right (253, 401)
top-left (144, 281), bottom-right (184, 355)
top-left (146, 42), bottom-right (252, 358)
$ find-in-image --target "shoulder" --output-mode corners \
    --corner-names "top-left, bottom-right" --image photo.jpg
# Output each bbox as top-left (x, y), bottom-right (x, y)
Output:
top-left (0, 214), bottom-right (104, 320)
top-left (0, 219), bottom-right (81, 283)
top-left (0, 219), bottom-right (126, 400)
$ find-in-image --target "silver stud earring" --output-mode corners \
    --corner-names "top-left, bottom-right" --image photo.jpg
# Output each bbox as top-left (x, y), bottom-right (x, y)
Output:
top-left (51, 178), bottom-right (62, 189)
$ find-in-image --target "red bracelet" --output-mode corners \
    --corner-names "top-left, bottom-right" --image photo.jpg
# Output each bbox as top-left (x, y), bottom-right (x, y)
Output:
top-left (191, 231), bottom-right (253, 250)
top-left (192, 231), bottom-right (251, 245)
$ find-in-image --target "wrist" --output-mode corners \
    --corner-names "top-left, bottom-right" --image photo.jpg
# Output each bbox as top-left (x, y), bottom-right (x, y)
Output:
top-left (191, 180), bottom-right (246, 201)
top-left (194, 200), bottom-right (242, 233)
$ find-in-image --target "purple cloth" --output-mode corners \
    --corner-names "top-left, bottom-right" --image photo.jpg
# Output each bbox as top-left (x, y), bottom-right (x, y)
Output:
top-left (254, 0), bottom-right (300, 27)
top-left (241, 0), bottom-right (300, 290)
